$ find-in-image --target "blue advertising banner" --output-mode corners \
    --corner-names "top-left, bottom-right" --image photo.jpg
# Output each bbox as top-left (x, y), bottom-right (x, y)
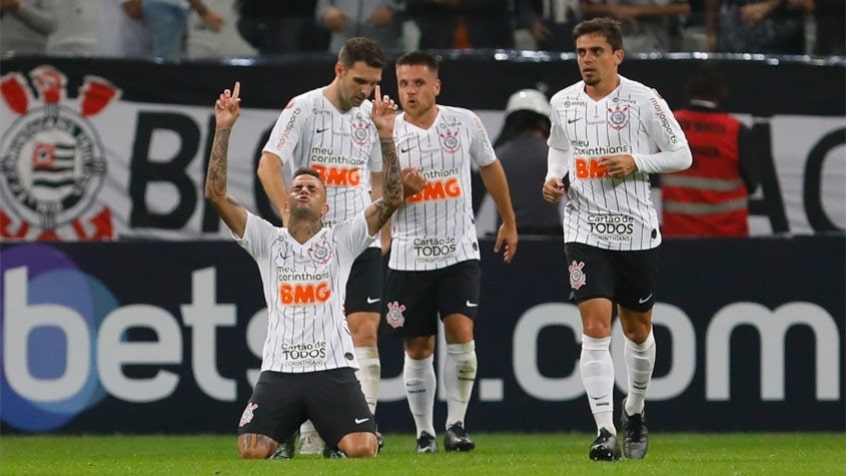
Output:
top-left (1, 236), bottom-right (843, 434)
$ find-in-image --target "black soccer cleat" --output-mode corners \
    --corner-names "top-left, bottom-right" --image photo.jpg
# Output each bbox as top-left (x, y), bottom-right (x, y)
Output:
top-left (322, 444), bottom-right (346, 459)
top-left (416, 431), bottom-right (438, 453)
top-left (444, 423), bottom-right (476, 452)
top-left (376, 429), bottom-right (384, 452)
top-left (269, 432), bottom-right (297, 459)
top-left (620, 399), bottom-right (649, 460)
top-left (589, 427), bottom-right (621, 461)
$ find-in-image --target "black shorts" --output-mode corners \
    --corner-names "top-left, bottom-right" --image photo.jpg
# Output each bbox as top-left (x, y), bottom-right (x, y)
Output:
top-left (345, 247), bottom-right (383, 314)
top-left (237, 368), bottom-right (376, 447)
top-left (564, 242), bottom-right (660, 312)
top-left (384, 260), bottom-right (480, 338)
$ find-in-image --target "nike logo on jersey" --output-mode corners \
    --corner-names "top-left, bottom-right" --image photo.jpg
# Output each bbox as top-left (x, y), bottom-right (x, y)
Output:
top-left (316, 128), bottom-right (329, 133)
top-left (465, 300), bottom-right (478, 308)
top-left (366, 297), bottom-right (381, 304)
top-left (567, 117), bottom-right (582, 124)
top-left (400, 145), bottom-right (416, 153)
top-left (638, 293), bottom-right (653, 304)
top-left (355, 418), bottom-right (370, 424)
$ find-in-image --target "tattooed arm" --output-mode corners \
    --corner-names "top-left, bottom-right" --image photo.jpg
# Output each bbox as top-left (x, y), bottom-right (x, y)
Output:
top-left (205, 82), bottom-right (248, 237)
top-left (364, 86), bottom-right (404, 236)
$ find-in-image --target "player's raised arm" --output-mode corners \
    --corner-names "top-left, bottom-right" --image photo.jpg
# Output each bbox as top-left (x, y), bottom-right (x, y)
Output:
top-left (365, 86), bottom-right (406, 235)
top-left (205, 82), bottom-right (248, 237)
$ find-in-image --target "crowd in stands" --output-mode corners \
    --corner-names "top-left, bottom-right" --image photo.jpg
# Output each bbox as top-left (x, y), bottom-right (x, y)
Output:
top-left (0, 0), bottom-right (843, 58)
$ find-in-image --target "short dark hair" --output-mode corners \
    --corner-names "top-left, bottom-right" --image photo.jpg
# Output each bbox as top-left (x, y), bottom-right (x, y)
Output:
top-left (395, 51), bottom-right (440, 75)
top-left (573, 17), bottom-right (624, 51)
top-left (338, 37), bottom-right (386, 69)
top-left (292, 167), bottom-right (325, 189)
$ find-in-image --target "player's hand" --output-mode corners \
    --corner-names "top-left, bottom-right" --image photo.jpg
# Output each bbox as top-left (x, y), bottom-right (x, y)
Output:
top-left (215, 82), bottom-right (241, 129)
top-left (494, 222), bottom-right (518, 264)
top-left (598, 154), bottom-right (637, 179)
top-left (542, 177), bottom-right (565, 203)
top-left (371, 85), bottom-right (398, 137)
top-left (401, 167), bottom-right (427, 199)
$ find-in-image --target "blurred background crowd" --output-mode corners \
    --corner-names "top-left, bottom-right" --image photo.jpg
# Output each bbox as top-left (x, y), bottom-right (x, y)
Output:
top-left (1, 0), bottom-right (843, 60)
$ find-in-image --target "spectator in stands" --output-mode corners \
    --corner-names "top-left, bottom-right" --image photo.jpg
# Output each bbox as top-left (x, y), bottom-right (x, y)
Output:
top-left (580, 0), bottom-right (690, 53)
top-left (141, 0), bottom-right (224, 59)
top-left (317, 0), bottom-right (403, 53)
top-left (235, 0), bottom-right (327, 55)
top-left (662, 65), bottom-right (759, 237)
top-left (494, 88), bottom-right (563, 235)
top-left (0, 0), bottom-right (58, 56)
top-left (811, 0), bottom-right (845, 55)
top-left (97, 0), bottom-right (153, 57)
top-left (46, 0), bottom-right (98, 55)
top-left (516, 0), bottom-right (582, 51)
top-left (404, 0), bottom-right (515, 49)
top-left (706, 0), bottom-right (809, 54)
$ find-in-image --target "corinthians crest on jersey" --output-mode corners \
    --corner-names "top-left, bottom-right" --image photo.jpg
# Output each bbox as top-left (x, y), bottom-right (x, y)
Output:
top-left (0, 66), bottom-right (120, 241)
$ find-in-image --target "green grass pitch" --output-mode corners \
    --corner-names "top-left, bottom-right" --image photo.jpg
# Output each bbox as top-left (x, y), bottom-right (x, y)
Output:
top-left (1, 432), bottom-right (843, 475)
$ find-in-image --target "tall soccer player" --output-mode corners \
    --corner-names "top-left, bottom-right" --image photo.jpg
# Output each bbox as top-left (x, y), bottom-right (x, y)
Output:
top-left (541, 18), bottom-right (692, 461)
top-left (257, 37), bottom-right (388, 455)
top-left (386, 51), bottom-right (518, 453)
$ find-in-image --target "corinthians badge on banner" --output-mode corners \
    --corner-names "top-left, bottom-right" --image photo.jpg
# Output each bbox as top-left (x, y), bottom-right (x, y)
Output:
top-left (0, 65), bottom-right (118, 241)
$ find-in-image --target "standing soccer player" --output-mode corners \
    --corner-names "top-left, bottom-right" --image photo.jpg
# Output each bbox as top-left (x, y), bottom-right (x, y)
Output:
top-left (257, 36), bottom-right (387, 455)
top-left (207, 82), bottom-right (415, 459)
top-left (541, 18), bottom-right (692, 461)
top-left (387, 51), bottom-right (518, 453)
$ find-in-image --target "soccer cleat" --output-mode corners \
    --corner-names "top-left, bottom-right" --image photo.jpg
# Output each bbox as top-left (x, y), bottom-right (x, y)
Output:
top-left (376, 429), bottom-right (384, 452)
top-left (621, 399), bottom-right (649, 460)
top-left (589, 427), bottom-right (621, 461)
top-left (269, 432), bottom-right (297, 459)
top-left (322, 444), bottom-right (346, 459)
top-left (444, 423), bottom-right (476, 452)
top-left (416, 431), bottom-right (438, 453)
top-left (299, 429), bottom-right (324, 455)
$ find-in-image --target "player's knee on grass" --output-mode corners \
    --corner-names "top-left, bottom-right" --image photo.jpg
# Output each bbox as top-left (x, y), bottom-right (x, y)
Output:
top-left (237, 434), bottom-right (278, 459)
top-left (338, 432), bottom-right (378, 458)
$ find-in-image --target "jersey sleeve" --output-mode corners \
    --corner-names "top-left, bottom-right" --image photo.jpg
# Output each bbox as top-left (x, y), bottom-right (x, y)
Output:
top-left (233, 212), bottom-right (277, 262)
top-left (643, 90), bottom-right (688, 153)
top-left (546, 97), bottom-right (571, 179)
top-left (332, 213), bottom-right (376, 263)
top-left (263, 96), bottom-right (308, 164)
top-left (468, 111), bottom-right (497, 168)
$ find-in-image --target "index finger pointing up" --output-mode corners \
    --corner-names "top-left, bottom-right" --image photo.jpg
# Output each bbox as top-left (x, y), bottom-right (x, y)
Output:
top-left (374, 84), bottom-right (381, 104)
top-left (232, 81), bottom-right (240, 100)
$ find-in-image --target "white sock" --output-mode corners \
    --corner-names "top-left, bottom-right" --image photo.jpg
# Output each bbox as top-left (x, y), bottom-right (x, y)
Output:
top-left (404, 354), bottom-right (436, 437)
top-left (354, 346), bottom-right (381, 416)
top-left (581, 334), bottom-right (616, 434)
top-left (444, 341), bottom-right (477, 429)
top-left (624, 330), bottom-right (655, 416)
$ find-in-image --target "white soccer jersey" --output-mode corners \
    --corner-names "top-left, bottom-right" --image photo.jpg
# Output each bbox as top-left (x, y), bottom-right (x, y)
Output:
top-left (235, 211), bottom-right (375, 373)
top-left (548, 75), bottom-right (689, 251)
top-left (264, 88), bottom-right (382, 236)
top-left (389, 106), bottom-right (497, 271)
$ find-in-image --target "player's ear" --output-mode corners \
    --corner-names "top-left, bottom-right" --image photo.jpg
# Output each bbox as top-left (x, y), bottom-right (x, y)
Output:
top-left (615, 49), bottom-right (624, 65)
top-left (335, 62), bottom-right (344, 77)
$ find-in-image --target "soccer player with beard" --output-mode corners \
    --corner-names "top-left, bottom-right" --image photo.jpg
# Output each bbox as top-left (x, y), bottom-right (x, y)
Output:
top-left (257, 36), bottom-right (389, 455)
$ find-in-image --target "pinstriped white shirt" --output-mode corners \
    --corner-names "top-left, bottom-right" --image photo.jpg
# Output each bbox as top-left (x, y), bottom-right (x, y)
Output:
top-left (389, 106), bottom-right (497, 271)
top-left (548, 75), bottom-right (689, 250)
top-left (263, 88), bottom-right (382, 249)
top-left (235, 212), bottom-right (375, 373)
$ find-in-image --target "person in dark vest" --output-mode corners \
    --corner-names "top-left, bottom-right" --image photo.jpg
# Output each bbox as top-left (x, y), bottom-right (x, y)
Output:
top-left (661, 65), bottom-right (760, 237)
